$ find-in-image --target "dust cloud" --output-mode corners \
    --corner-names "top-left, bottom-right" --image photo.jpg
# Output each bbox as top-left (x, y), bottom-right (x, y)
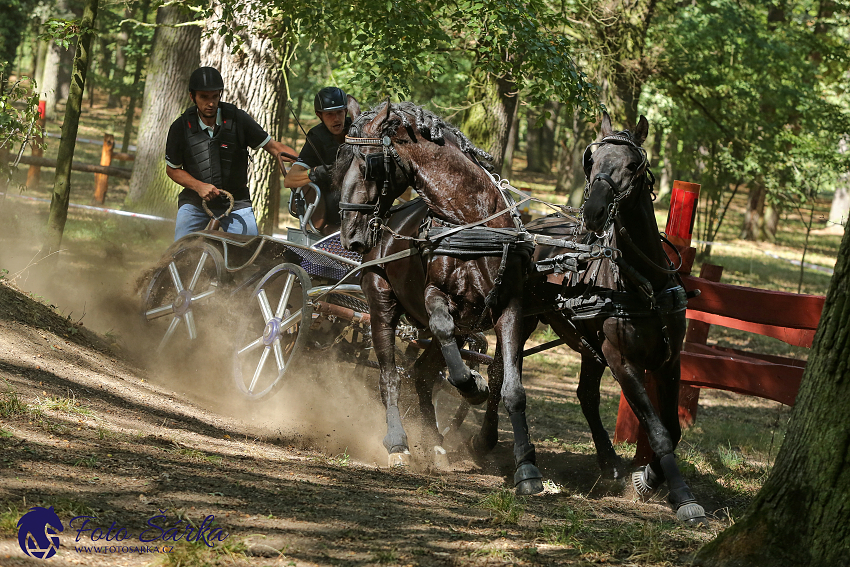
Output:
top-left (0, 196), bottom-right (429, 468)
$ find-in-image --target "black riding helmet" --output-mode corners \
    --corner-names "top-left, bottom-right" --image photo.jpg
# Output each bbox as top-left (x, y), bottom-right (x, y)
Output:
top-left (188, 67), bottom-right (224, 92)
top-left (314, 86), bottom-right (347, 113)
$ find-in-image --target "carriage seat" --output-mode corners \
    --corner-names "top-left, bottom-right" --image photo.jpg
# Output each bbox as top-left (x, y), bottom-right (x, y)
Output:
top-left (288, 182), bottom-right (340, 237)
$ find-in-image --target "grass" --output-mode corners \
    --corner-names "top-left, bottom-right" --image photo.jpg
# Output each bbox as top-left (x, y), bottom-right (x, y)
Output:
top-left (153, 537), bottom-right (249, 567)
top-left (73, 455), bottom-right (99, 468)
top-left (0, 504), bottom-right (22, 535)
top-left (478, 489), bottom-right (525, 525)
top-left (0, 389), bottom-right (27, 417)
top-left (169, 445), bottom-right (224, 466)
top-left (540, 504), bottom-right (588, 546)
top-left (32, 392), bottom-right (94, 417)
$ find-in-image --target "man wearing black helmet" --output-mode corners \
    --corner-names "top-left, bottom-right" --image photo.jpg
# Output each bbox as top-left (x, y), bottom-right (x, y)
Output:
top-left (165, 66), bottom-right (297, 240)
top-left (283, 86), bottom-right (351, 228)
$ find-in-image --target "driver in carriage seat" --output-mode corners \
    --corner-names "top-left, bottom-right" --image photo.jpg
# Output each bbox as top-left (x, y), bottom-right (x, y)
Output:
top-left (284, 86), bottom-right (352, 236)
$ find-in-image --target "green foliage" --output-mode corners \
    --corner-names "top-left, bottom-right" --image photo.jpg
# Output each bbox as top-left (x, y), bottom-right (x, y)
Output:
top-left (0, 0), bottom-right (37, 74)
top-left (0, 67), bottom-right (42, 180)
top-left (200, 0), bottom-right (598, 113)
top-left (647, 0), bottom-right (850, 242)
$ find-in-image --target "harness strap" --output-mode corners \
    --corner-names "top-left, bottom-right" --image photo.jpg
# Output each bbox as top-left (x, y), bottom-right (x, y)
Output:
top-left (618, 226), bottom-right (682, 274)
top-left (309, 247), bottom-right (419, 304)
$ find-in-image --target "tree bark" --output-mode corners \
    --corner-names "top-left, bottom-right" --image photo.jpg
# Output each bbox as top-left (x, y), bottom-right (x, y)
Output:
top-left (126, 5), bottom-right (200, 215)
top-left (41, 40), bottom-right (64, 120)
top-left (108, 13), bottom-right (129, 108)
top-left (43, 0), bottom-right (98, 253)
top-left (694, 226), bottom-right (850, 567)
top-left (739, 181), bottom-right (766, 240)
top-left (201, 3), bottom-right (285, 234)
top-left (591, 0), bottom-right (659, 126)
top-left (461, 73), bottom-right (519, 174)
top-left (829, 139), bottom-right (849, 227)
top-left (555, 109), bottom-right (593, 205)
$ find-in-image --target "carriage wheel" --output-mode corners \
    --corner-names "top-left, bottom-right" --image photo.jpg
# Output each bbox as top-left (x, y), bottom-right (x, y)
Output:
top-left (141, 241), bottom-right (225, 355)
top-left (232, 263), bottom-right (313, 401)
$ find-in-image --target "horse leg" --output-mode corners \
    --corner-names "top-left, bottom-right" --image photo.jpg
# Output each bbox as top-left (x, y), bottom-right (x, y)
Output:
top-left (468, 342), bottom-right (504, 457)
top-left (425, 291), bottom-right (489, 404)
top-left (647, 360), bottom-right (708, 526)
top-left (575, 354), bottom-right (628, 480)
top-left (412, 339), bottom-right (450, 469)
top-left (498, 296), bottom-right (543, 495)
top-left (369, 295), bottom-right (410, 466)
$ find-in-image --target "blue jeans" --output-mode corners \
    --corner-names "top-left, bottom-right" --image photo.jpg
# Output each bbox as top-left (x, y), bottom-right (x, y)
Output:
top-left (175, 204), bottom-right (259, 241)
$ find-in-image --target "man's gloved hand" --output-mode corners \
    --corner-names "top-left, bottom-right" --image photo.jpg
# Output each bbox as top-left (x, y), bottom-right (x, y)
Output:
top-left (308, 165), bottom-right (332, 191)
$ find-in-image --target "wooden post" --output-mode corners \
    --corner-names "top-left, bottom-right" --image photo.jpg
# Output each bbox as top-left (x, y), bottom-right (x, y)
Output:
top-left (93, 133), bottom-right (114, 203)
top-left (26, 104), bottom-right (46, 189)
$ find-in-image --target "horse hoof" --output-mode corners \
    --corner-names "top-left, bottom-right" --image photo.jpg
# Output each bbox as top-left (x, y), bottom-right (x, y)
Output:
top-left (676, 502), bottom-right (708, 527)
top-left (464, 370), bottom-right (489, 405)
top-left (514, 462), bottom-right (544, 495)
top-left (632, 466), bottom-right (659, 501)
top-left (433, 446), bottom-right (450, 469)
top-left (388, 450), bottom-right (411, 468)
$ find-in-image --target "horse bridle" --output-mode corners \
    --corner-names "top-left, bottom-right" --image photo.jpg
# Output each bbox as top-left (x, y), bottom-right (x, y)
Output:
top-left (339, 133), bottom-right (415, 234)
top-left (582, 131), bottom-right (655, 232)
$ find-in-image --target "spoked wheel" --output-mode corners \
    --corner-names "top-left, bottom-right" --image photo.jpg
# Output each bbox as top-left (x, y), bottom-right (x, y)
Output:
top-left (141, 241), bottom-right (225, 355)
top-left (233, 263), bottom-right (312, 401)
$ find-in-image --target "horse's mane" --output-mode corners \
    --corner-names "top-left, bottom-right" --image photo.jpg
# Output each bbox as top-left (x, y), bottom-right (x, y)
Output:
top-left (332, 101), bottom-right (493, 191)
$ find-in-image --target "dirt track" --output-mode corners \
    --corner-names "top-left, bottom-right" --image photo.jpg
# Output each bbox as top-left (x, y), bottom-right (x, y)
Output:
top-left (0, 269), bottom-right (736, 567)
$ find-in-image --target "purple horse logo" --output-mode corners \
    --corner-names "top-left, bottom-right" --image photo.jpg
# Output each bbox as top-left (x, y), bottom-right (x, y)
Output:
top-left (17, 506), bottom-right (64, 559)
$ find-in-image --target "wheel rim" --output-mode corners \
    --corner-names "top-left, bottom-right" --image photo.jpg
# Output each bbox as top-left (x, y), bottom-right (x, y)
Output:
top-left (142, 243), bottom-right (222, 355)
top-left (233, 263), bottom-right (312, 400)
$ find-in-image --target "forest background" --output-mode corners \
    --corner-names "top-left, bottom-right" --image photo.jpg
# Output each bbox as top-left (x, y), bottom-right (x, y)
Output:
top-left (1, 0), bottom-right (849, 253)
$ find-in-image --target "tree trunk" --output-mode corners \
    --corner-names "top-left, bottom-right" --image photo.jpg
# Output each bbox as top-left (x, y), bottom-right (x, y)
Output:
top-left (592, 0), bottom-right (659, 126)
top-left (461, 73), bottom-right (519, 174)
top-left (829, 139), bottom-right (849, 227)
top-left (201, 3), bottom-right (285, 235)
top-left (126, 5), bottom-right (200, 215)
top-left (41, 40), bottom-right (65, 119)
top-left (555, 109), bottom-right (593, 205)
top-left (694, 226), bottom-right (850, 567)
top-left (763, 202), bottom-right (780, 242)
top-left (501, 104), bottom-right (519, 179)
top-left (108, 26), bottom-right (128, 108)
top-left (739, 181), bottom-right (766, 240)
top-left (43, 0), bottom-right (98, 253)
top-left (658, 130), bottom-right (677, 197)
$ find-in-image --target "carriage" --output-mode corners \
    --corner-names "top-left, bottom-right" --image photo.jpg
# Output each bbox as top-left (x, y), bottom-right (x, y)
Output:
top-left (138, 185), bottom-right (490, 423)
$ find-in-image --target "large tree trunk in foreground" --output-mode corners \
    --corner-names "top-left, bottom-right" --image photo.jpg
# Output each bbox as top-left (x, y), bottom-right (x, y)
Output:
top-left (126, 5), bottom-right (199, 215)
top-left (44, 0), bottom-right (98, 253)
top-left (694, 226), bottom-right (850, 566)
top-left (201, 3), bottom-right (284, 234)
top-left (462, 73), bottom-right (519, 174)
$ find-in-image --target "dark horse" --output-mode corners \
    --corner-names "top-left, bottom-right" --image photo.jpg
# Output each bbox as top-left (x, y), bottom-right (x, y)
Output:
top-left (477, 112), bottom-right (707, 525)
top-left (335, 101), bottom-right (544, 494)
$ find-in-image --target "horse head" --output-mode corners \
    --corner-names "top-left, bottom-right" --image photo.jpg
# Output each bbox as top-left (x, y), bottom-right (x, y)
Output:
top-left (338, 100), bottom-right (418, 253)
top-left (17, 506), bottom-right (64, 559)
top-left (582, 112), bottom-right (651, 235)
